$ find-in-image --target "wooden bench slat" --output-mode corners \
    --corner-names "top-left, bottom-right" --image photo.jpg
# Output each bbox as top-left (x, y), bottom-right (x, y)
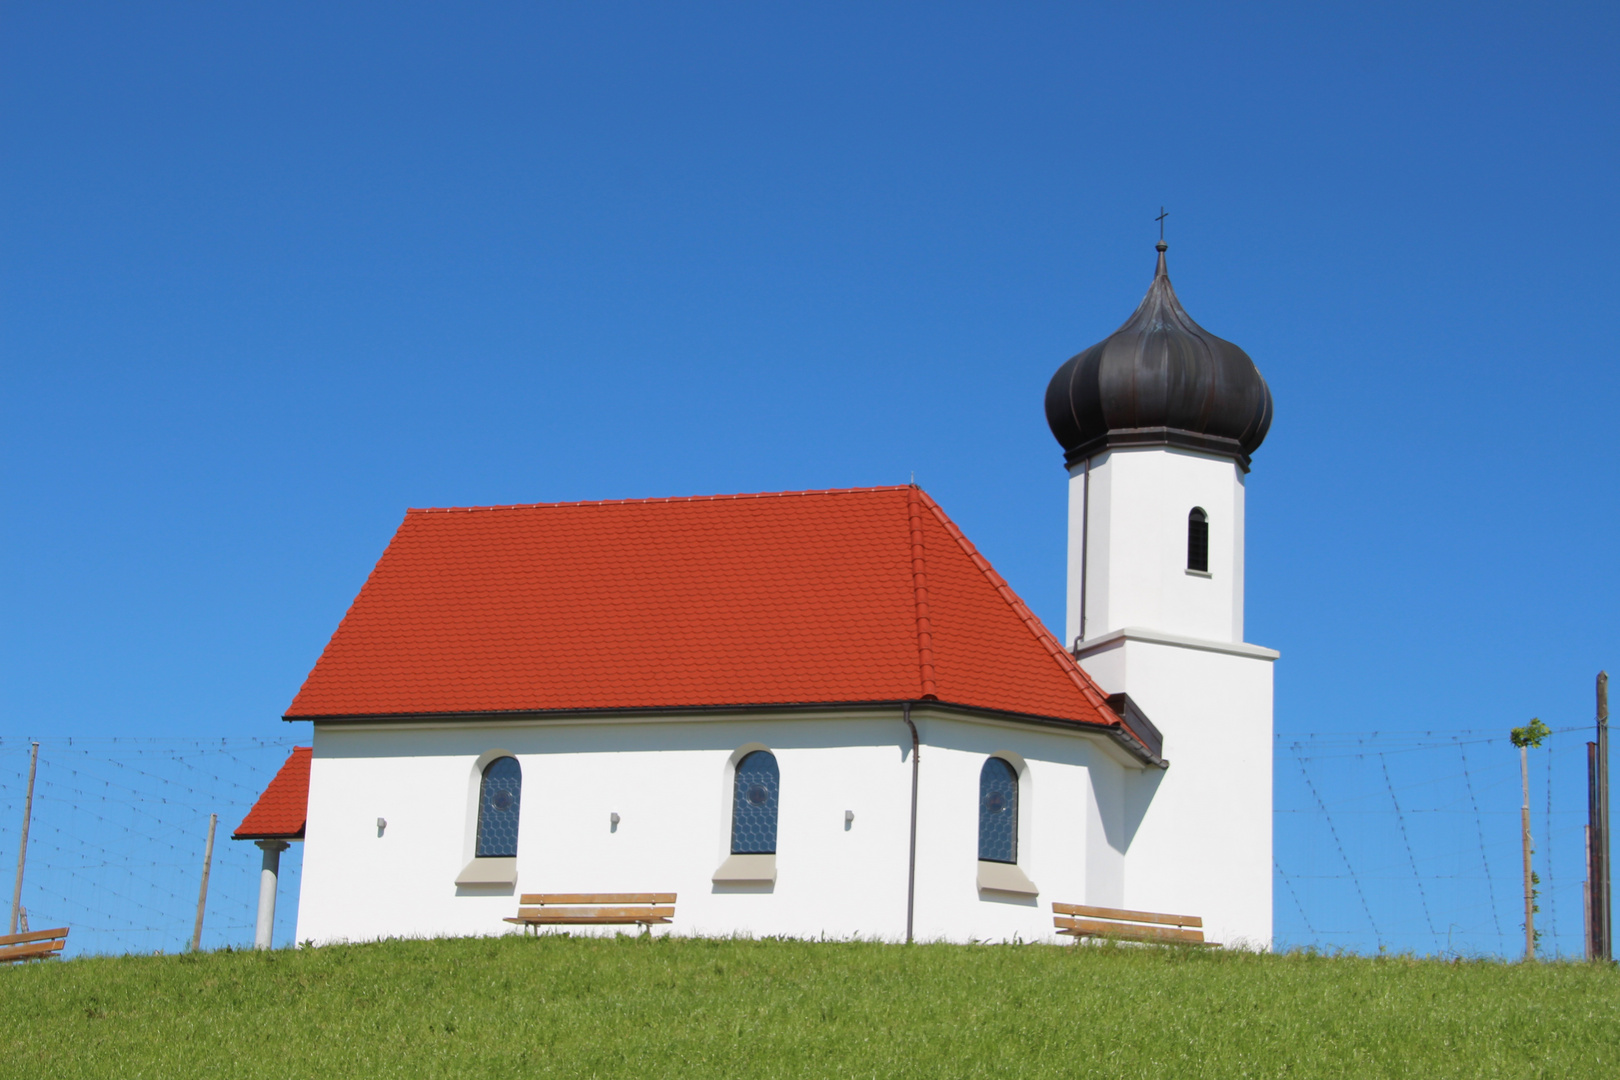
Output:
top-left (0, 939), bottom-right (66, 962)
top-left (1051, 903), bottom-right (1202, 928)
top-left (0, 927), bottom-right (71, 948)
top-left (519, 893), bottom-right (676, 905)
top-left (1054, 916), bottom-right (1208, 945)
top-left (506, 915), bottom-right (674, 925)
top-left (514, 906), bottom-right (674, 921)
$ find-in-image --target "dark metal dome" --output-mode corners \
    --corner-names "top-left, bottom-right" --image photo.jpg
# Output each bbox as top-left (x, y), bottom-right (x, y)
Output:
top-left (1045, 243), bottom-right (1272, 470)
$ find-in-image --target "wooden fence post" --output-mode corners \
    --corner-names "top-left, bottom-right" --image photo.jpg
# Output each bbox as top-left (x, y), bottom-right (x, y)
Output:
top-left (1586, 823), bottom-right (1594, 959)
top-left (1598, 672), bottom-right (1611, 961)
top-left (9, 742), bottom-right (39, 936)
top-left (1591, 744), bottom-right (1602, 958)
top-left (1521, 742), bottom-right (1535, 960)
top-left (191, 813), bottom-right (217, 952)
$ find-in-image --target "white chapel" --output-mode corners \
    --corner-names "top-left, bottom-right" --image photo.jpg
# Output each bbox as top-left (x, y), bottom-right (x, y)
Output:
top-left (235, 241), bottom-right (1277, 948)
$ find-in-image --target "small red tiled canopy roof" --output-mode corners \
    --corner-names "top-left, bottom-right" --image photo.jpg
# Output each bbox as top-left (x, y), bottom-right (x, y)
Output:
top-left (285, 486), bottom-right (1132, 744)
top-left (234, 747), bottom-right (311, 840)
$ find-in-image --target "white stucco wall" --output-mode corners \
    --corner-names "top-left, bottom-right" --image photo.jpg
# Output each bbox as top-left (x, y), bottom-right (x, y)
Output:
top-left (907, 716), bottom-right (1130, 942)
top-left (293, 708), bottom-right (1143, 946)
top-left (1077, 634), bottom-right (1275, 948)
top-left (1067, 446), bottom-right (1247, 648)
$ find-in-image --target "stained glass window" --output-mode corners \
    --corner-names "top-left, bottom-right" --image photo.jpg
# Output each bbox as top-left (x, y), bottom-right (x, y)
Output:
top-left (978, 756), bottom-right (1018, 864)
top-left (731, 750), bottom-right (779, 855)
top-left (475, 756), bottom-right (522, 858)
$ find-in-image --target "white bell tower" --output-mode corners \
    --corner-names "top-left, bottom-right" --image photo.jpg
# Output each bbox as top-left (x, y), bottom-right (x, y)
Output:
top-left (1064, 446), bottom-right (1248, 648)
top-left (1044, 240), bottom-right (1278, 947)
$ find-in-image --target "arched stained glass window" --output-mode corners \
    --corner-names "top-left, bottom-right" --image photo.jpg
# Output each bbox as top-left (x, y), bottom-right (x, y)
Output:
top-left (1187, 507), bottom-right (1209, 573)
top-left (475, 756), bottom-right (522, 858)
top-left (978, 757), bottom-right (1018, 864)
top-left (731, 750), bottom-right (779, 855)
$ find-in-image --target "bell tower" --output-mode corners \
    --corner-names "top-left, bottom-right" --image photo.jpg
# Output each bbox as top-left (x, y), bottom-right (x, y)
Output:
top-left (1044, 239), bottom-right (1278, 946)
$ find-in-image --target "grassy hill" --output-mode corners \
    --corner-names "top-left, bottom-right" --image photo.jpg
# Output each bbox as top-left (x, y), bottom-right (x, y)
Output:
top-left (3, 934), bottom-right (1615, 1078)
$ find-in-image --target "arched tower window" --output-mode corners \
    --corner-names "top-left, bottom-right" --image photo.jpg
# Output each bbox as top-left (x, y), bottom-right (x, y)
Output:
top-left (978, 757), bottom-right (1019, 864)
top-left (731, 750), bottom-right (779, 854)
top-left (475, 756), bottom-right (523, 858)
top-left (1187, 507), bottom-right (1209, 573)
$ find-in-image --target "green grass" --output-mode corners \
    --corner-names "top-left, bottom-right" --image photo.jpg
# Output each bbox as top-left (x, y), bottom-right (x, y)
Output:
top-left (3, 935), bottom-right (1616, 1079)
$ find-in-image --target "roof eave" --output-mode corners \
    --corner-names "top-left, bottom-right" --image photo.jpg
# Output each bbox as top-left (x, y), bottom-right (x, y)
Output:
top-left (1062, 427), bottom-right (1252, 472)
top-left (283, 697), bottom-right (1166, 768)
top-left (231, 827), bottom-right (305, 842)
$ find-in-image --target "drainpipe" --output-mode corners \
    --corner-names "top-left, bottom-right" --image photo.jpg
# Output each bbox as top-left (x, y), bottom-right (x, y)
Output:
top-left (903, 703), bottom-right (919, 944)
top-left (1078, 456), bottom-right (1090, 646)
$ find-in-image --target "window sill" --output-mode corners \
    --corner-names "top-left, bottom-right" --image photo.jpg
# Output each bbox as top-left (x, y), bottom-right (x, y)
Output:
top-left (712, 852), bottom-right (776, 884)
top-left (455, 857), bottom-right (517, 886)
top-left (977, 860), bottom-right (1038, 896)
top-left (1184, 569), bottom-right (1213, 578)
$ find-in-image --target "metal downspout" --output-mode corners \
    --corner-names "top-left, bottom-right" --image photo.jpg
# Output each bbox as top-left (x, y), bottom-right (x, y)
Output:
top-left (1079, 456), bottom-right (1090, 645)
top-left (903, 702), bottom-right (919, 944)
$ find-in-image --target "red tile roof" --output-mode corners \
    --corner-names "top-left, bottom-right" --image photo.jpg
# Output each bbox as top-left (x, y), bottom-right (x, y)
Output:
top-left (234, 747), bottom-right (311, 840)
top-left (284, 486), bottom-right (1124, 737)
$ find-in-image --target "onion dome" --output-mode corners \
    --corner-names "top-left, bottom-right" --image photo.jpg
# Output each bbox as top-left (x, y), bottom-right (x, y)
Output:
top-left (1045, 243), bottom-right (1272, 470)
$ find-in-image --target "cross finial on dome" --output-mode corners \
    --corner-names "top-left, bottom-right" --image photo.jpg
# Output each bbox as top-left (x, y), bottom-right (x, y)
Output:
top-left (1154, 207), bottom-right (1170, 274)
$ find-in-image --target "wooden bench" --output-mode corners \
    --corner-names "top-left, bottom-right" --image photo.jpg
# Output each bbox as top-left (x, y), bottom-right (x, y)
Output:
top-left (0, 927), bottom-right (70, 963)
top-left (505, 893), bottom-right (676, 930)
top-left (1053, 903), bottom-right (1214, 946)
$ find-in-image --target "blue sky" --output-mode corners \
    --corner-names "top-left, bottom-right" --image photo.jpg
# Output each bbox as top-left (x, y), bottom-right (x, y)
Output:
top-left (4, 3), bottom-right (1617, 953)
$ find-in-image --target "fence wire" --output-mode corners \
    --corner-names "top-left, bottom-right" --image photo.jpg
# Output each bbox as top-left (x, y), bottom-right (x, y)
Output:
top-left (1, 728), bottom-right (1608, 959)
top-left (0, 736), bottom-right (303, 958)
top-left (1275, 724), bottom-right (1599, 958)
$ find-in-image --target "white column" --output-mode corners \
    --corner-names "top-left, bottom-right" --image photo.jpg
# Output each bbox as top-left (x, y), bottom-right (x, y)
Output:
top-left (254, 840), bottom-right (290, 950)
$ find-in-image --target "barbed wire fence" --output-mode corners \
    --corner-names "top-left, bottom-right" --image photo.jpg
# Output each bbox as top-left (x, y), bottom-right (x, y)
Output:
top-left (1275, 722), bottom-right (1598, 958)
top-left (1, 736), bottom-right (303, 958)
top-left (1, 726), bottom-right (1607, 959)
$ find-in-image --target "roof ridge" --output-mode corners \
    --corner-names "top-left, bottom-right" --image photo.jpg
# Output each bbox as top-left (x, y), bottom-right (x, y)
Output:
top-left (407, 485), bottom-right (911, 515)
top-left (905, 486), bottom-right (938, 700)
top-left (914, 489), bottom-right (1113, 716)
